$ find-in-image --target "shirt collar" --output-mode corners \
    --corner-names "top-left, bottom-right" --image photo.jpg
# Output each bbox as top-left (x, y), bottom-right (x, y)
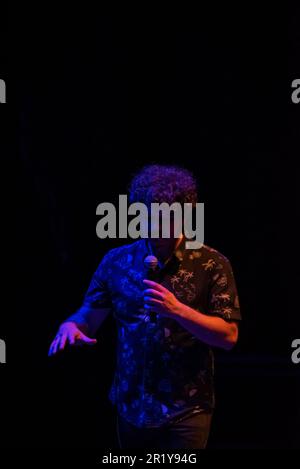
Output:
top-left (143, 234), bottom-right (186, 268)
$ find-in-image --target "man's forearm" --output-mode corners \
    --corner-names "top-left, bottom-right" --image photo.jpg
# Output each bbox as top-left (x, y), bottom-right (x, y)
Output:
top-left (174, 303), bottom-right (238, 350)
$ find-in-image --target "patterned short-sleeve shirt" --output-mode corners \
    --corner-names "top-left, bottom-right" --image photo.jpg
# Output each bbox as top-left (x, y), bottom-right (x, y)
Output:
top-left (81, 238), bottom-right (241, 428)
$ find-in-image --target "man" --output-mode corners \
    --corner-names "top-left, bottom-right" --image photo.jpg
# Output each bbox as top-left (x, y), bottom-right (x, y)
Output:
top-left (49, 164), bottom-right (241, 448)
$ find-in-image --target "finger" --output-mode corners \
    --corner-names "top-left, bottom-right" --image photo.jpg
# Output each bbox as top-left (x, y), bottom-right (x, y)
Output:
top-left (144, 296), bottom-right (163, 306)
top-left (143, 288), bottom-right (164, 300)
top-left (48, 341), bottom-right (56, 356)
top-left (51, 337), bottom-right (61, 355)
top-left (85, 339), bottom-right (97, 346)
top-left (143, 279), bottom-right (167, 292)
top-left (59, 334), bottom-right (67, 350)
top-left (68, 333), bottom-right (76, 346)
top-left (79, 333), bottom-right (97, 345)
top-left (49, 338), bottom-right (59, 356)
top-left (73, 331), bottom-right (85, 346)
top-left (143, 303), bottom-right (160, 314)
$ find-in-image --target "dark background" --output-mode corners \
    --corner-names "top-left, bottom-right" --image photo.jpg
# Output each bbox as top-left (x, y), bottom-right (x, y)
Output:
top-left (1, 7), bottom-right (300, 448)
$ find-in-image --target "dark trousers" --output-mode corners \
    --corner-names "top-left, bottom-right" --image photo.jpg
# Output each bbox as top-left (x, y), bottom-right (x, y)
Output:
top-left (116, 411), bottom-right (212, 449)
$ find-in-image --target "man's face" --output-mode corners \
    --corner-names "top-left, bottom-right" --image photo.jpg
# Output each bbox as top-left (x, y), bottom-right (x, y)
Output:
top-left (145, 212), bottom-right (182, 255)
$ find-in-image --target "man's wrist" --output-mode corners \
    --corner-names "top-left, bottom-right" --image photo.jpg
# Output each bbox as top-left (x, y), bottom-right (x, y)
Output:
top-left (173, 300), bottom-right (188, 319)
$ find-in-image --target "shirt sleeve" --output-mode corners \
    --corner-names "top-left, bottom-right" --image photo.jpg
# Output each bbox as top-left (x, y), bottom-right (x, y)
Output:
top-left (82, 252), bottom-right (113, 310)
top-left (207, 256), bottom-right (241, 321)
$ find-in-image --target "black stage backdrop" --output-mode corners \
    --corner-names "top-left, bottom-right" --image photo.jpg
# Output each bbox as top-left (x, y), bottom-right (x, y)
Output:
top-left (2, 7), bottom-right (300, 448)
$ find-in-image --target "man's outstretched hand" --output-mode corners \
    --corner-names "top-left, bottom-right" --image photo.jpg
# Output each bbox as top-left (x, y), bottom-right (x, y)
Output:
top-left (48, 321), bottom-right (97, 356)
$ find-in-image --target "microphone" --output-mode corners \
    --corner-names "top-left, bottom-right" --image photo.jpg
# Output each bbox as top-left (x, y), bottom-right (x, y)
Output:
top-left (143, 255), bottom-right (159, 323)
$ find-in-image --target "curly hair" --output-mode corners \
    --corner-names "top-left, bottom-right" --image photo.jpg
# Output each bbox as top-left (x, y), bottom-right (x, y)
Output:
top-left (129, 164), bottom-right (197, 206)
